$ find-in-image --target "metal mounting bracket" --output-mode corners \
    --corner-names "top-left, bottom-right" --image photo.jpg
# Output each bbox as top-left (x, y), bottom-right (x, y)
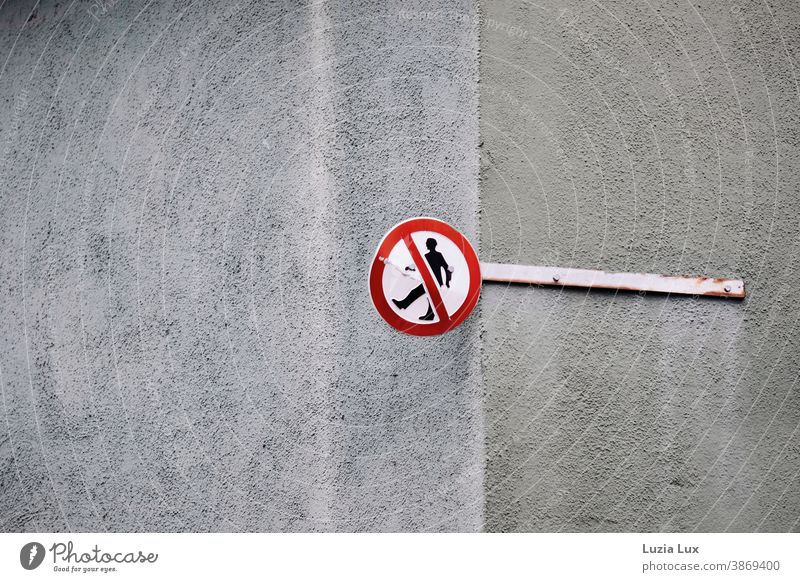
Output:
top-left (480, 262), bottom-right (745, 299)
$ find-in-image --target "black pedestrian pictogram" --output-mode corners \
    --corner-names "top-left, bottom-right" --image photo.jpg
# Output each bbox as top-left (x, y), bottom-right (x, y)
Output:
top-left (391, 237), bottom-right (453, 320)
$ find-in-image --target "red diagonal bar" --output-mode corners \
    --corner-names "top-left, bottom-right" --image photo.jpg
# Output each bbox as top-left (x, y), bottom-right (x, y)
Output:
top-left (403, 234), bottom-right (451, 324)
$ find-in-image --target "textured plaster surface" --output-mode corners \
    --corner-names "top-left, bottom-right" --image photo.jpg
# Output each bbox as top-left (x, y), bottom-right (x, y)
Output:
top-left (3, 0), bottom-right (799, 535)
top-left (480, 0), bottom-right (800, 531)
top-left (1, 0), bottom-right (483, 532)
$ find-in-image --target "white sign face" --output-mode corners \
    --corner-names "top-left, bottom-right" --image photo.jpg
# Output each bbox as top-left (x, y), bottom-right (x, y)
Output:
top-left (380, 231), bottom-right (472, 325)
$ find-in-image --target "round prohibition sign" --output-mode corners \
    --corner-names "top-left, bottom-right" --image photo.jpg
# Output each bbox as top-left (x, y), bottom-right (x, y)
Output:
top-left (369, 217), bottom-right (481, 336)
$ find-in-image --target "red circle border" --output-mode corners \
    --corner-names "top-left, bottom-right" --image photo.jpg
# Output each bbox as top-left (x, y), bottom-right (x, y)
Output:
top-left (369, 217), bottom-right (482, 336)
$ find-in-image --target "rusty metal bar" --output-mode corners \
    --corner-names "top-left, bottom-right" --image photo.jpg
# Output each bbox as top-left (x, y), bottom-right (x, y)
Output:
top-left (480, 262), bottom-right (745, 299)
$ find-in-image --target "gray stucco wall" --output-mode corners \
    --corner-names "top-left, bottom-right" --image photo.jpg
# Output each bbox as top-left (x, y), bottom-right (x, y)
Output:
top-left (481, 0), bottom-right (800, 531)
top-left (1, 0), bottom-right (483, 532)
top-left (2, 0), bottom-right (798, 534)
